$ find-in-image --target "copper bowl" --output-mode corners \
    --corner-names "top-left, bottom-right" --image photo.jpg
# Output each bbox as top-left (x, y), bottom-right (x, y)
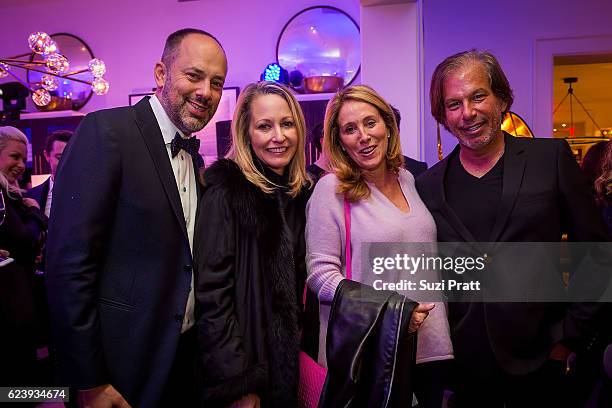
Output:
top-left (34, 96), bottom-right (74, 111)
top-left (304, 76), bottom-right (344, 93)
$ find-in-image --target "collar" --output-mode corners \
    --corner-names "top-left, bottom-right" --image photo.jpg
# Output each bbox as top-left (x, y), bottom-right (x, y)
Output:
top-left (262, 164), bottom-right (289, 188)
top-left (149, 94), bottom-right (189, 144)
top-left (251, 146), bottom-right (290, 189)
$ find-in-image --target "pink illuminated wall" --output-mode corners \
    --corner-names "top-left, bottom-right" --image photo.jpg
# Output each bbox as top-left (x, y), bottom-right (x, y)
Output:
top-left (0, 0), bottom-right (360, 114)
top-left (421, 0), bottom-right (612, 165)
top-left (5, 0), bottom-right (611, 167)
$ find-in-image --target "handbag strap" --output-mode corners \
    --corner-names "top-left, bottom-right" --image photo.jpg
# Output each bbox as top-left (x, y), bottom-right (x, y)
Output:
top-left (302, 195), bottom-right (353, 307)
top-left (344, 196), bottom-right (351, 280)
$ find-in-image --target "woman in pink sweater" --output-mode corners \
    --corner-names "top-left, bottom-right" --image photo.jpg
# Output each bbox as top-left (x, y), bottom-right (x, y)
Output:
top-left (306, 85), bottom-right (453, 408)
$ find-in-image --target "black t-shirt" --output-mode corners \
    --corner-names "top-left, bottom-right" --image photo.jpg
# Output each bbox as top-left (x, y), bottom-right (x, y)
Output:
top-left (444, 153), bottom-right (504, 368)
top-left (445, 152), bottom-right (504, 242)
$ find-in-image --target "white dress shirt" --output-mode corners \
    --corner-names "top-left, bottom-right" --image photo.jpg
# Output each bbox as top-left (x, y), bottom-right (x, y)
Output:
top-left (45, 177), bottom-right (54, 217)
top-left (149, 95), bottom-right (197, 333)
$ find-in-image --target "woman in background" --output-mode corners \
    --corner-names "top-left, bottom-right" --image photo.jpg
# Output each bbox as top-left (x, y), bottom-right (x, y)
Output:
top-left (195, 82), bottom-right (311, 407)
top-left (306, 85), bottom-right (453, 408)
top-left (0, 126), bottom-right (47, 386)
top-left (593, 140), bottom-right (611, 235)
top-left (582, 141), bottom-right (608, 198)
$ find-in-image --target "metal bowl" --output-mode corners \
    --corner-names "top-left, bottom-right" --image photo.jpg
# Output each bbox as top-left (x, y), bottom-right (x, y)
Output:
top-left (304, 75), bottom-right (344, 93)
top-left (34, 95), bottom-right (74, 111)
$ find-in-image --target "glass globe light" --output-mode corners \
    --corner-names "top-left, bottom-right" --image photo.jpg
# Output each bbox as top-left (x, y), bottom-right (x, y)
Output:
top-left (28, 32), bottom-right (53, 54)
top-left (43, 39), bottom-right (58, 55)
top-left (32, 88), bottom-right (51, 106)
top-left (0, 62), bottom-right (9, 79)
top-left (88, 58), bottom-right (106, 78)
top-left (41, 75), bottom-right (59, 91)
top-left (45, 53), bottom-right (69, 74)
top-left (91, 77), bottom-right (109, 95)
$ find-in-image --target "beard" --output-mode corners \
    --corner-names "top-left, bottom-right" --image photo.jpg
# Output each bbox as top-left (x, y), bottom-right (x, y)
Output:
top-left (160, 84), bottom-right (212, 134)
top-left (455, 109), bottom-right (504, 151)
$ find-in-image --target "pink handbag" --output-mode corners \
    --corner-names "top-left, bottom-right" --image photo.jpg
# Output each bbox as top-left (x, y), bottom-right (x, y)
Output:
top-left (298, 198), bottom-right (351, 408)
top-left (297, 350), bottom-right (327, 408)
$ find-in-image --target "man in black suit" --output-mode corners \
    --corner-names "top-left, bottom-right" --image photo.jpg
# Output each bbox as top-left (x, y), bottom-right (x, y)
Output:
top-left (25, 130), bottom-right (72, 376)
top-left (416, 50), bottom-right (609, 407)
top-left (46, 28), bottom-right (227, 407)
top-left (26, 130), bottom-right (72, 216)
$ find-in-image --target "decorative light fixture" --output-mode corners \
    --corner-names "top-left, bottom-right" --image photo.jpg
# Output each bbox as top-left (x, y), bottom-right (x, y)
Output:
top-left (501, 111), bottom-right (534, 138)
top-left (553, 77), bottom-right (602, 137)
top-left (0, 31), bottom-right (109, 107)
top-left (260, 63), bottom-right (288, 84)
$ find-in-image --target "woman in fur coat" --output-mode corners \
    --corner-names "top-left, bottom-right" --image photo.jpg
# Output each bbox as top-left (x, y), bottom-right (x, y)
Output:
top-left (195, 81), bottom-right (311, 408)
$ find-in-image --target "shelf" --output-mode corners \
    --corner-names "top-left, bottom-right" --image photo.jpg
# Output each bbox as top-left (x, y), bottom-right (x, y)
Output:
top-left (294, 92), bottom-right (336, 102)
top-left (20, 110), bottom-right (86, 120)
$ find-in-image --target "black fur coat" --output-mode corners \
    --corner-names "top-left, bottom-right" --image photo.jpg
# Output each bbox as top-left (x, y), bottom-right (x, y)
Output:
top-left (194, 159), bottom-right (308, 407)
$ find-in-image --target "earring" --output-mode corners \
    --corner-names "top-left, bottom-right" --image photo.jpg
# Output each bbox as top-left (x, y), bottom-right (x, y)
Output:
top-left (387, 132), bottom-right (391, 139)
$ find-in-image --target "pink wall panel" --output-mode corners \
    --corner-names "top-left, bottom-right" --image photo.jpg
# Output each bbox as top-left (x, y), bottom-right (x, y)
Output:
top-left (0, 0), bottom-right (360, 113)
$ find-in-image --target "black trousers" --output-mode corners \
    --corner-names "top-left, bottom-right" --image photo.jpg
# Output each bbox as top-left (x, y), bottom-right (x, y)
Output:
top-left (159, 327), bottom-right (197, 407)
top-left (414, 359), bottom-right (453, 408)
top-left (453, 358), bottom-right (577, 408)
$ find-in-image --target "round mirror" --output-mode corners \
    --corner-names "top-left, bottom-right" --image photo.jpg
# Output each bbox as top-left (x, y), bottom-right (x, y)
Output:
top-left (27, 33), bottom-right (94, 111)
top-left (276, 6), bottom-right (360, 92)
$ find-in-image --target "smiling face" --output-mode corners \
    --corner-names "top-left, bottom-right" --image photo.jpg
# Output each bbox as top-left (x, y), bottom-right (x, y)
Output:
top-left (44, 140), bottom-right (67, 179)
top-left (155, 33), bottom-right (227, 134)
top-left (337, 99), bottom-right (388, 174)
top-left (248, 94), bottom-right (298, 175)
top-left (0, 140), bottom-right (26, 184)
top-left (443, 62), bottom-right (507, 151)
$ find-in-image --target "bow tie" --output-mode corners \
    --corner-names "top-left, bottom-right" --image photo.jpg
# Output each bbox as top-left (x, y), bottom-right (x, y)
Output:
top-left (171, 133), bottom-right (200, 158)
top-left (170, 133), bottom-right (204, 168)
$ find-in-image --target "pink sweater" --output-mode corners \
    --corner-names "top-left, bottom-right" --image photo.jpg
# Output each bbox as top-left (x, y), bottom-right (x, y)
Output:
top-left (306, 169), bottom-right (453, 365)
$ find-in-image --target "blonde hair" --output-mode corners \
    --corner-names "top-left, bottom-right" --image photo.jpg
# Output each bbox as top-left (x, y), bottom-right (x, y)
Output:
top-left (0, 126), bottom-right (28, 197)
top-left (323, 85), bottom-right (403, 202)
top-left (226, 81), bottom-right (310, 197)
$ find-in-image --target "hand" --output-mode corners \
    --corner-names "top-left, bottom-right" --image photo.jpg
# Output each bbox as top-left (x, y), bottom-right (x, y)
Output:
top-left (0, 249), bottom-right (9, 258)
top-left (78, 384), bottom-right (131, 408)
top-left (408, 303), bottom-right (435, 333)
top-left (22, 197), bottom-right (40, 209)
top-left (228, 393), bottom-right (260, 408)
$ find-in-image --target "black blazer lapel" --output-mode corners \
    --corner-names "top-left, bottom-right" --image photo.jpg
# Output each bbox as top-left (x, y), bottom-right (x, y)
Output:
top-left (42, 178), bottom-right (51, 207)
top-left (132, 97), bottom-right (189, 242)
top-left (488, 133), bottom-right (526, 243)
top-left (193, 157), bottom-right (204, 245)
top-left (436, 146), bottom-right (478, 243)
top-left (26, 177), bottom-right (51, 209)
top-left (192, 157), bottom-right (203, 200)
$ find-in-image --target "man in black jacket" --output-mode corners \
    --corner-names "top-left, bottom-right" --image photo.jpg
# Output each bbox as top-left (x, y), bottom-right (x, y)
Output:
top-left (25, 129), bottom-right (72, 379)
top-left (416, 50), bottom-right (610, 407)
top-left (46, 29), bottom-right (227, 407)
